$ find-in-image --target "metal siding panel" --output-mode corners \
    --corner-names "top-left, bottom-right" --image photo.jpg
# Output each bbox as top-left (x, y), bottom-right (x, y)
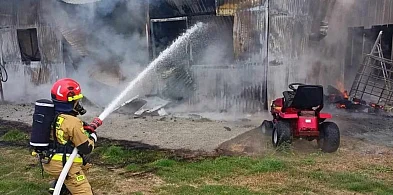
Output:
top-left (37, 26), bottom-right (62, 64)
top-left (367, 0), bottom-right (376, 27)
top-left (0, 28), bottom-right (21, 63)
top-left (190, 64), bottom-right (265, 112)
top-left (188, 4), bottom-right (268, 112)
top-left (16, 0), bottom-right (38, 27)
top-left (0, 0), bottom-right (15, 27)
top-left (352, 0), bottom-right (393, 27)
top-left (376, 0), bottom-right (383, 25)
top-left (388, 0), bottom-right (392, 24)
top-left (382, 0), bottom-right (389, 24)
top-left (267, 0), bottom-right (313, 103)
top-left (166, 0), bottom-right (215, 14)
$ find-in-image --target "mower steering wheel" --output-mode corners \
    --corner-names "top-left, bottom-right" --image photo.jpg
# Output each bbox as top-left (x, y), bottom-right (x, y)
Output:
top-left (289, 83), bottom-right (305, 91)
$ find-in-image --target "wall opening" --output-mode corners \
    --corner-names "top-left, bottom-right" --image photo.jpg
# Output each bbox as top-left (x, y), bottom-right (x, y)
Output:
top-left (345, 25), bottom-right (393, 89)
top-left (151, 18), bottom-right (188, 59)
top-left (17, 28), bottom-right (41, 65)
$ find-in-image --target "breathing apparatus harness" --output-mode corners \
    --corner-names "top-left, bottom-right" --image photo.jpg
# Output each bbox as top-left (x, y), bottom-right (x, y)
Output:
top-left (30, 100), bottom-right (88, 178)
top-left (33, 112), bottom-right (77, 178)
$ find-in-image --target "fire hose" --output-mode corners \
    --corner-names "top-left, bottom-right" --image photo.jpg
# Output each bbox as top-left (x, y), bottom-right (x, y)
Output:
top-left (54, 22), bottom-right (206, 195)
top-left (0, 63), bottom-right (8, 101)
top-left (53, 118), bottom-right (103, 195)
top-left (54, 63), bottom-right (152, 194)
top-left (0, 63), bottom-right (8, 83)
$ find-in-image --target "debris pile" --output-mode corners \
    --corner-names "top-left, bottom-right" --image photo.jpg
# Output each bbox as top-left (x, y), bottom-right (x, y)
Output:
top-left (113, 95), bottom-right (170, 117)
top-left (325, 31), bottom-right (393, 117)
top-left (325, 84), bottom-right (392, 116)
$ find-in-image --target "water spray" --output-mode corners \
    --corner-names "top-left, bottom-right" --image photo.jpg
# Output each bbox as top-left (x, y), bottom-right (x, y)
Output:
top-left (53, 22), bottom-right (206, 195)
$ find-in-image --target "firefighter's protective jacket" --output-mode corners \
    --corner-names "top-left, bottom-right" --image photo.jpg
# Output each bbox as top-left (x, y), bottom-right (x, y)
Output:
top-left (53, 114), bottom-right (95, 155)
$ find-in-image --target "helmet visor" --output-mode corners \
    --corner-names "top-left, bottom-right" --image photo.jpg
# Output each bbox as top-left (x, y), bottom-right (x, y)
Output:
top-left (68, 94), bottom-right (84, 102)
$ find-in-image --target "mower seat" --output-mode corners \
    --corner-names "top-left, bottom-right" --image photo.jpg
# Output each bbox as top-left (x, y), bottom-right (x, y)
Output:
top-left (290, 85), bottom-right (324, 111)
top-left (283, 91), bottom-right (295, 109)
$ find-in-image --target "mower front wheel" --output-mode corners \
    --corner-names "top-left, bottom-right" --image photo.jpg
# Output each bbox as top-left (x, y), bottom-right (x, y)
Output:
top-left (272, 120), bottom-right (292, 147)
top-left (318, 122), bottom-right (340, 153)
top-left (261, 120), bottom-right (273, 135)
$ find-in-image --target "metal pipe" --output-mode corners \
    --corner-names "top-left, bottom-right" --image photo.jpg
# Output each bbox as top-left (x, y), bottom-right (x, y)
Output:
top-left (150, 16), bottom-right (188, 22)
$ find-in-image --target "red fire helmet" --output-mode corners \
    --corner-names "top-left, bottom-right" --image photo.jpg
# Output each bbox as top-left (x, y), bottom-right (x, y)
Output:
top-left (51, 78), bottom-right (84, 102)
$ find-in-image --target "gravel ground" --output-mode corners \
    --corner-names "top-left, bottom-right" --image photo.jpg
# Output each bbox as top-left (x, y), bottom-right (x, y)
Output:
top-left (1, 102), bottom-right (392, 152)
top-left (0, 103), bottom-right (265, 151)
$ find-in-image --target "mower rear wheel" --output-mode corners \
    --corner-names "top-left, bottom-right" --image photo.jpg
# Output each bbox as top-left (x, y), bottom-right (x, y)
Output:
top-left (272, 120), bottom-right (292, 147)
top-left (318, 122), bottom-right (340, 153)
top-left (261, 120), bottom-right (273, 135)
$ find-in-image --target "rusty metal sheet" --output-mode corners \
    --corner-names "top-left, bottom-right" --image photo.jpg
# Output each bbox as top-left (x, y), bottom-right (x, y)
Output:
top-left (216, 0), bottom-right (266, 16)
top-left (233, 8), bottom-right (267, 61)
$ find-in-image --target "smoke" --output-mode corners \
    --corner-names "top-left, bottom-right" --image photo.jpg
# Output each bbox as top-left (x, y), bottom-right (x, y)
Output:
top-left (324, 0), bottom-right (356, 46)
top-left (298, 0), bottom-right (356, 88)
top-left (45, 0), bottom-right (150, 107)
top-left (2, 65), bottom-right (53, 103)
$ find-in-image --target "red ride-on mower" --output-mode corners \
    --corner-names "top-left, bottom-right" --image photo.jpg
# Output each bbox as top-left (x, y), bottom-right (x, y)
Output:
top-left (261, 83), bottom-right (340, 153)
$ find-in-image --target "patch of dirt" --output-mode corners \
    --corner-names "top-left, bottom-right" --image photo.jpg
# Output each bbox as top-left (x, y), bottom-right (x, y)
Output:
top-left (222, 172), bottom-right (356, 195)
top-left (0, 103), bottom-right (257, 152)
top-left (90, 167), bottom-right (165, 195)
top-left (0, 118), bottom-right (220, 162)
top-left (216, 128), bottom-right (271, 156)
top-left (1, 103), bottom-right (393, 157)
top-left (0, 119), bottom-right (31, 135)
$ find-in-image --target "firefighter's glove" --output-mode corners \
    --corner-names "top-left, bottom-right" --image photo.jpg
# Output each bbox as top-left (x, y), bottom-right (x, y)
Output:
top-left (89, 133), bottom-right (98, 143)
top-left (83, 117), bottom-right (103, 133)
top-left (83, 122), bottom-right (97, 134)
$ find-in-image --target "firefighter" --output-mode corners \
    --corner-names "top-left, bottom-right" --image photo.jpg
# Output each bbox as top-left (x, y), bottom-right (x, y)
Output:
top-left (43, 78), bottom-right (102, 195)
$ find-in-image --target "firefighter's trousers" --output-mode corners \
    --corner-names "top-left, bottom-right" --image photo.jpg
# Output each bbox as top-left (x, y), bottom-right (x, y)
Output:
top-left (43, 154), bottom-right (93, 195)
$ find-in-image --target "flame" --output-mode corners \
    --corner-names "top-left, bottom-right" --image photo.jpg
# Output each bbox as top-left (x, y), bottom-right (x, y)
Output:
top-left (336, 81), bottom-right (349, 99)
top-left (343, 90), bottom-right (349, 99)
top-left (336, 81), bottom-right (345, 93)
top-left (336, 103), bottom-right (346, 109)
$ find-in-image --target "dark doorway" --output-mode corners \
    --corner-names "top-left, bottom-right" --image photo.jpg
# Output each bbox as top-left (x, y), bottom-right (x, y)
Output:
top-left (17, 28), bottom-right (41, 65)
top-left (151, 18), bottom-right (188, 59)
top-left (345, 24), bottom-right (393, 89)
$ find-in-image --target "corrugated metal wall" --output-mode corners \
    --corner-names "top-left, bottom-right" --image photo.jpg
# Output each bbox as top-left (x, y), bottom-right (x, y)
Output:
top-left (349, 0), bottom-right (393, 27)
top-left (189, 0), bottom-right (344, 112)
top-left (166, 0), bottom-right (215, 14)
top-left (190, 63), bottom-right (265, 112)
top-left (188, 1), bottom-right (268, 113)
top-left (151, 0), bottom-right (393, 113)
top-left (267, 0), bottom-right (314, 104)
top-left (266, 0), bottom-right (349, 106)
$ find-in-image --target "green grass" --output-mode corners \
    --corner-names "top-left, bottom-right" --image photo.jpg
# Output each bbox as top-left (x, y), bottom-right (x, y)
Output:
top-left (308, 171), bottom-right (393, 194)
top-left (0, 130), bottom-right (28, 142)
top-left (93, 145), bottom-right (168, 165)
top-left (159, 185), bottom-right (265, 195)
top-left (146, 156), bottom-right (286, 183)
top-left (0, 147), bottom-right (50, 195)
top-left (1, 128), bottom-right (393, 194)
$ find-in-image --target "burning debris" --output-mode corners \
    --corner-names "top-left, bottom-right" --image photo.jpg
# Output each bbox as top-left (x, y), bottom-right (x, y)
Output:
top-left (324, 30), bottom-right (393, 117)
